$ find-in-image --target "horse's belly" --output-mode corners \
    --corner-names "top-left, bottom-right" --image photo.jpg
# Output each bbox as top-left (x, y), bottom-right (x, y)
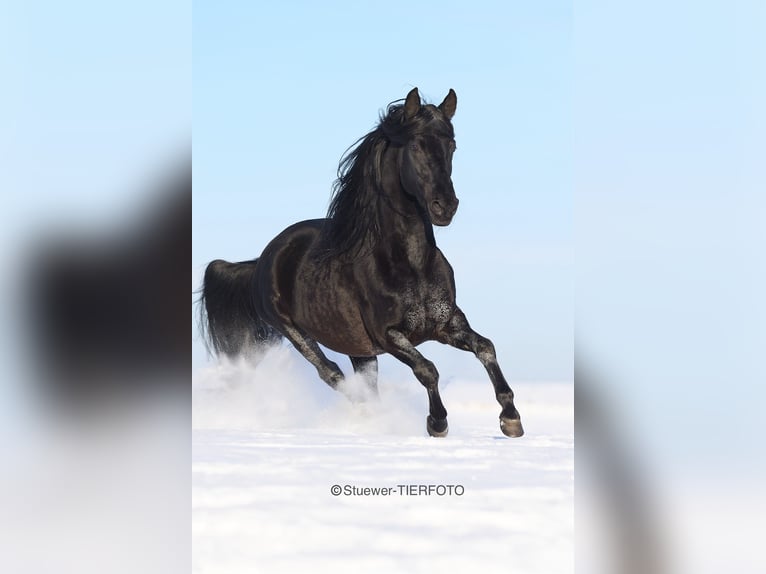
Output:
top-left (296, 282), bottom-right (380, 356)
top-left (305, 322), bottom-right (379, 356)
top-left (302, 313), bottom-right (379, 356)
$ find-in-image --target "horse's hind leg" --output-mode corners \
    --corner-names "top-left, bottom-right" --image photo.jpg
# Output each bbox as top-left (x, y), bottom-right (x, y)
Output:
top-left (385, 329), bottom-right (448, 437)
top-left (281, 325), bottom-right (345, 390)
top-left (437, 308), bottom-right (524, 438)
top-left (350, 356), bottom-right (379, 397)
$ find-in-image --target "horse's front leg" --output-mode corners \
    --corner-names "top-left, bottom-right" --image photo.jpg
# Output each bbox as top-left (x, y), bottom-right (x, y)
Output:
top-left (385, 329), bottom-right (448, 437)
top-left (437, 308), bottom-right (524, 437)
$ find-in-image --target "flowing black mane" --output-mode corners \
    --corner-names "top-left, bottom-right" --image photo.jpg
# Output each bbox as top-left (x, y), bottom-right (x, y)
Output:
top-left (319, 99), bottom-right (454, 259)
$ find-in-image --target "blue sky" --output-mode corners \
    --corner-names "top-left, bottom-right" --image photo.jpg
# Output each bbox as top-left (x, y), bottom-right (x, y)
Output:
top-left (575, 0), bottom-right (766, 472)
top-left (193, 1), bottom-right (573, 381)
top-left (1, 1), bottom-right (190, 228)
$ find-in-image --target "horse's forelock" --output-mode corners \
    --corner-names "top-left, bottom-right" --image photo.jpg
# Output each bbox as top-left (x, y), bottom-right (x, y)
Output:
top-left (381, 101), bottom-right (453, 142)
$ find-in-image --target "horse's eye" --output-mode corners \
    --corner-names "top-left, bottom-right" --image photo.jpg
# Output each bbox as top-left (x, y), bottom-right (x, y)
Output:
top-left (409, 143), bottom-right (419, 151)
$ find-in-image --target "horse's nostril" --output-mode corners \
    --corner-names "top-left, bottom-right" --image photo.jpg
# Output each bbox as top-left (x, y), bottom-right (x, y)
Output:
top-left (431, 200), bottom-right (444, 215)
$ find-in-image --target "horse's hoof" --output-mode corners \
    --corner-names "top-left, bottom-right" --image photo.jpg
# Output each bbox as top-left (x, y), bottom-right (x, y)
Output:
top-left (500, 417), bottom-right (524, 438)
top-left (427, 416), bottom-right (449, 437)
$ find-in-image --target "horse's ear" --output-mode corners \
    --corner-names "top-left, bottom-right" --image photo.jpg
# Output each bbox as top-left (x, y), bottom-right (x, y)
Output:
top-left (404, 87), bottom-right (421, 121)
top-left (439, 89), bottom-right (457, 120)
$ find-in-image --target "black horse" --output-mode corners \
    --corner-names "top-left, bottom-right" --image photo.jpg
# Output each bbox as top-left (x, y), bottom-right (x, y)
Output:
top-left (200, 88), bottom-right (523, 438)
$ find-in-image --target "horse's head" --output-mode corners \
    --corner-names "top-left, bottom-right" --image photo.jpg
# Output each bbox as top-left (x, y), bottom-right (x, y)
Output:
top-left (399, 88), bottom-right (459, 227)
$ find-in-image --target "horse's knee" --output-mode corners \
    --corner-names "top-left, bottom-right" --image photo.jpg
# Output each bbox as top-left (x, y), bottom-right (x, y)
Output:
top-left (475, 337), bottom-right (497, 363)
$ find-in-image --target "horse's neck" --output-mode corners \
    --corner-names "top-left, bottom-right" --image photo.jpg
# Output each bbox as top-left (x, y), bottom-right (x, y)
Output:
top-left (374, 148), bottom-right (436, 266)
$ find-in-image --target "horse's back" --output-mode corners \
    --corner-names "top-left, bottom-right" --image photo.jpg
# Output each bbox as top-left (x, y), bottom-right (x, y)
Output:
top-left (258, 218), bottom-right (324, 267)
top-left (253, 218), bottom-right (325, 314)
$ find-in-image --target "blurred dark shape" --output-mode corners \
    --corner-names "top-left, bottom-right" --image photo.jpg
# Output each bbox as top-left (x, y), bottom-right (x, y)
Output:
top-left (28, 164), bottom-right (190, 407)
top-left (576, 363), bottom-right (668, 574)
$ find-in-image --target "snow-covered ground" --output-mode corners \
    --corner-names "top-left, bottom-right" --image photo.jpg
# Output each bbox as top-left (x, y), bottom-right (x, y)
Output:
top-left (193, 347), bottom-right (573, 574)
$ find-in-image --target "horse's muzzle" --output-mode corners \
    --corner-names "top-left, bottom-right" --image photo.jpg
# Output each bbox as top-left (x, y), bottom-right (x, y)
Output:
top-left (430, 198), bottom-right (459, 226)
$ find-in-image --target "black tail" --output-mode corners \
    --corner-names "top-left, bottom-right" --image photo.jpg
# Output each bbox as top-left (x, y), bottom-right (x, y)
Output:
top-left (199, 258), bottom-right (281, 359)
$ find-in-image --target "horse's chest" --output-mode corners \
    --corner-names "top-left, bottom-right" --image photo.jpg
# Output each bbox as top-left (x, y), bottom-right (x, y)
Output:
top-left (402, 284), bottom-right (453, 334)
